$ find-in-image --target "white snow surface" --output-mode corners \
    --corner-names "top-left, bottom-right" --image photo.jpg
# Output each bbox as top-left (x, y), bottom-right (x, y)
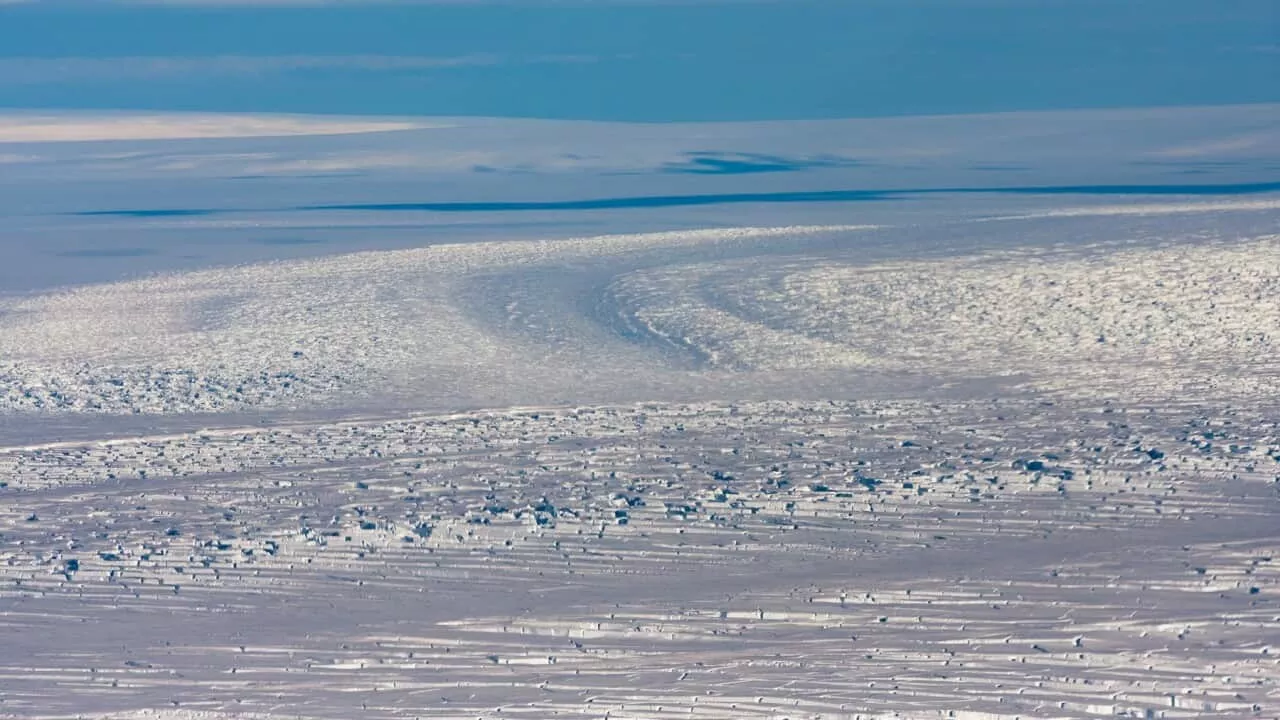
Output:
top-left (1, 107), bottom-right (1279, 719)
top-left (0, 400), bottom-right (1277, 719)
top-left (609, 232), bottom-right (1280, 397)
top-left (3, 217), bottom-right (1279, 414)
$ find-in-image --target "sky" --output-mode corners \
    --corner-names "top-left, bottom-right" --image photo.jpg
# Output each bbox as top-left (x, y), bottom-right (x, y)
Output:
top-left (0, 0), bottom-right (1275, 121)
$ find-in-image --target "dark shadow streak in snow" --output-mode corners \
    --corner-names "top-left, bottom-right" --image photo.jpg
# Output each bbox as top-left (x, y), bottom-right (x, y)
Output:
top-left (73, 209), bottom-right (221, 218)
top-left (659, 151), bottom-right (863, 175)
top-left (67, 181), bottom-right (1280, 217)
top-left (311, 189), bottom-right (894, 212)
top-left (306, 181), bottom-right (1280, 212)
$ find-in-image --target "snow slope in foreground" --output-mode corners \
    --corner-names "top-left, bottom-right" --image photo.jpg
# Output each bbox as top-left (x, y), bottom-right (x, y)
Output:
top-left (0, 399), bottom-right (1276, 719)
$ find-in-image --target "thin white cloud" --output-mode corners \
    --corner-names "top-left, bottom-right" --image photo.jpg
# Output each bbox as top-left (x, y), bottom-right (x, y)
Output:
top-left (0, 54), bottom-right (598, 84)
top-left (1149, 132), bottom-right (1275, 159)
top-left (0, 112), bottom-right (437, 142)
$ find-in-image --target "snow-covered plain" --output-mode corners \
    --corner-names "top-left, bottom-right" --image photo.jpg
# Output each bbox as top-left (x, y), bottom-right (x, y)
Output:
top-left (1, 106), bottom-right (1278, 718)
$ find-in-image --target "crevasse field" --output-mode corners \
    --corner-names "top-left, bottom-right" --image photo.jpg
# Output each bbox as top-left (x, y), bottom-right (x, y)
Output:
top-left (1, 105), bottom-right (1278, 719)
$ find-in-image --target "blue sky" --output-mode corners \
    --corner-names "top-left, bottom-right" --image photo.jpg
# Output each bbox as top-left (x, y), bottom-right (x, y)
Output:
top-left (0, 0), bottom-right (1275, 121)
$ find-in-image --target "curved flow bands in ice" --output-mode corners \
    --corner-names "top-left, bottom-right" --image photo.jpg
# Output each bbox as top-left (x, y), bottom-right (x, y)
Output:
top-left (4, 209), bottom-right (1280, 415)
top-left (605, 234), bottom-right (1280, 399)
top-left (0, 225), bottom-right (868, 414)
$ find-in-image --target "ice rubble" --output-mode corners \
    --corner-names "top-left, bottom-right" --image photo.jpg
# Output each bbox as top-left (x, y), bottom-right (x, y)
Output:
top-left (0, 399), bottom-right (1275, 718)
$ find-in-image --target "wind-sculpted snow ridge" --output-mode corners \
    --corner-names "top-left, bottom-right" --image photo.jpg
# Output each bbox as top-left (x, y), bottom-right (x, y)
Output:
top-left (0, 225), bottom-right (868, 414)
top-left (0, 399), bottom-right (1276, 718)
top-left (608, 234), bottom-right (1280, 400)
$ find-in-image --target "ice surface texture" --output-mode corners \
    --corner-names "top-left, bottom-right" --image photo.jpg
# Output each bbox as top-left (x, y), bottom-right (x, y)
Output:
top-left (3, 218), bottom-right (1278, 414)
top-left (0, 225), bottom-right (872, 413)
top-left (0, 400), bottom-right (1276, 718)
top-left (610, 231), bottom-right (1280, 395)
